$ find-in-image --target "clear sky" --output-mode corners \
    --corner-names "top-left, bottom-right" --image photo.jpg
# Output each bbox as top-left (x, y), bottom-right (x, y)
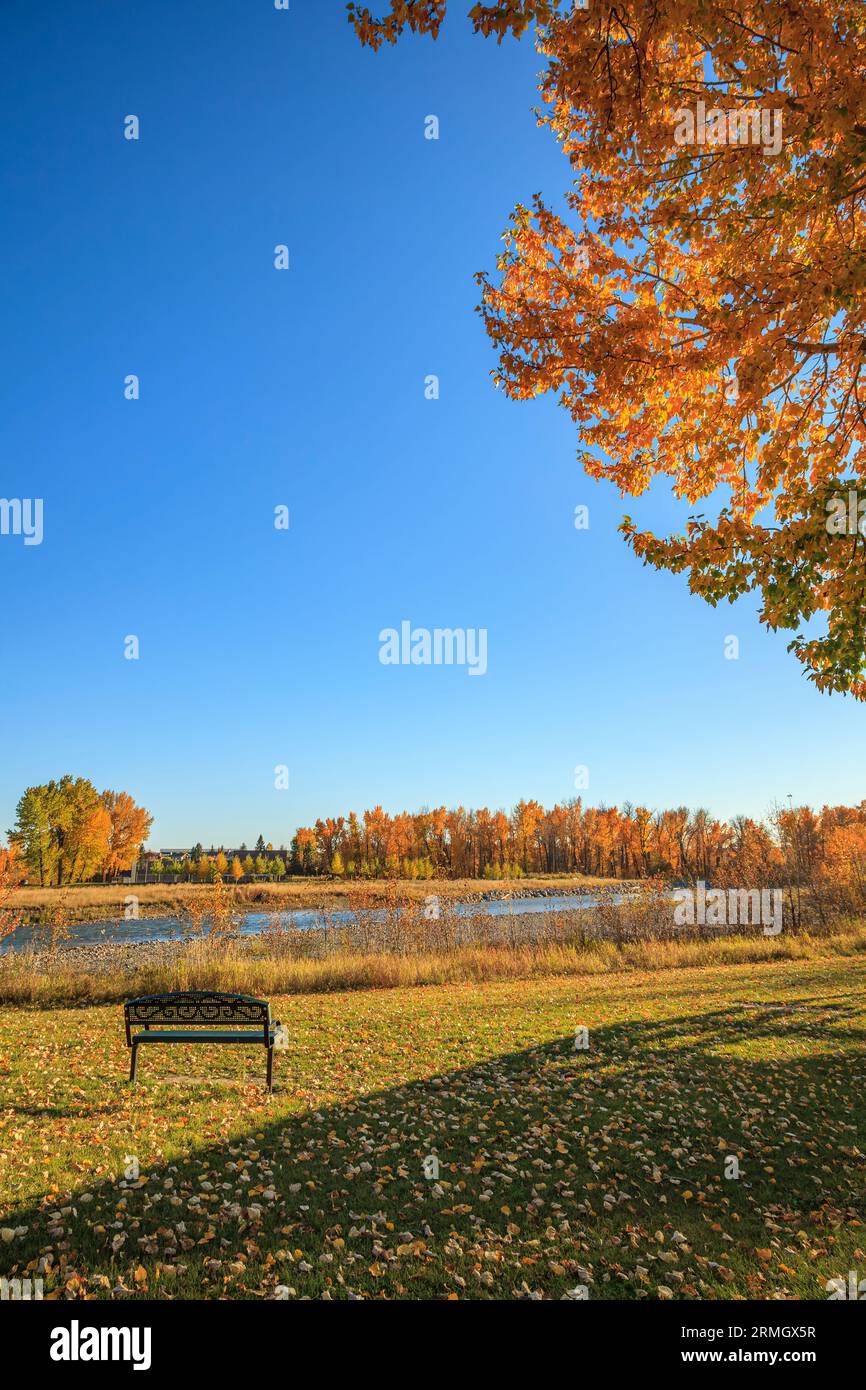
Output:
top-left (0, 0), bottom-right (862, 848)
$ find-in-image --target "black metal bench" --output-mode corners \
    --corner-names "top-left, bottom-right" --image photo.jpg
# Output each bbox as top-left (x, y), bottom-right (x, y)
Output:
top-left (124, 991), bottom-right (279, 1092)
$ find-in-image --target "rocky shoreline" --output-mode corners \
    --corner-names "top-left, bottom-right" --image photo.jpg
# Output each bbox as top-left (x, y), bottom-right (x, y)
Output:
top-left (4, 938), bottom-right (192, 976)
top-left (473, 883), bottom-right (627, 902)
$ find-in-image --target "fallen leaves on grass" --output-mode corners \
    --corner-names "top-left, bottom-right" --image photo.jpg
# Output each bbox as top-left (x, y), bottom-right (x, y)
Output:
top-left (1, 956), bottom-right (865, 1300)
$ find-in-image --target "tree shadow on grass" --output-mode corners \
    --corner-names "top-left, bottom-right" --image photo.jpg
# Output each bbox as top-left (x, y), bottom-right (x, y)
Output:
top-left (1, 993), bottom-right (864, 1300)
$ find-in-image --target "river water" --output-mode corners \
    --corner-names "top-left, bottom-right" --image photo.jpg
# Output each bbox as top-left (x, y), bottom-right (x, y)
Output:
top-left (4, 890), bottom-right (625, 953)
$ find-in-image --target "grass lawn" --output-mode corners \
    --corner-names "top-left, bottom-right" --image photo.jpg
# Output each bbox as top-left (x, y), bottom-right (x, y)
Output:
top-left (1, 953), bottom-right (864, 1300)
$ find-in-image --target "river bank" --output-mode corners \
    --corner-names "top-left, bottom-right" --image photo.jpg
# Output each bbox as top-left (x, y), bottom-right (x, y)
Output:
top-left (9, 875), bottom-right (633, 925)
top-left (4, 886), bottom-right (637, 954)
top-left (2, 914), bottom-right (861, 1006)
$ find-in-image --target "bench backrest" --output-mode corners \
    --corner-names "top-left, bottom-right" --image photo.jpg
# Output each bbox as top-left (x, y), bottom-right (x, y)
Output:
top-left (125, 991), bottom-right (271, 1043)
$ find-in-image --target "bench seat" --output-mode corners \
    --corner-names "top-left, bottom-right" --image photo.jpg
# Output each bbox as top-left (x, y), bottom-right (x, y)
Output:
top-left (135, 1029), bottom-right (275, 1044)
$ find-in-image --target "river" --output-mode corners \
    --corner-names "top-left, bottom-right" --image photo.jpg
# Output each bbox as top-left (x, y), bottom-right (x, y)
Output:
top-left (4, 889), bottom-right (627, 953)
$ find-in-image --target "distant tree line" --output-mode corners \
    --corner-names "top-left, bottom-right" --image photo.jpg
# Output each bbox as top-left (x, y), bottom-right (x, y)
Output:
top-left (147, 841), bottom-right (289, 883)
top-left (288, 800), bottom-right (866, 889)
top-left (10, 788), bottom-right (866, 908)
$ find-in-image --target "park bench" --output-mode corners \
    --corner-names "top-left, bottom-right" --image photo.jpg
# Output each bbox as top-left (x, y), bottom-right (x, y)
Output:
top-left (124, 991), bottom-right (279, 1092)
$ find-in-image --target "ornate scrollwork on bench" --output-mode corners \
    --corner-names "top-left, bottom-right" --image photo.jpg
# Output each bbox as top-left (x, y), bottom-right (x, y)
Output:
top-left (125, 992), bottom-right (269, 1027)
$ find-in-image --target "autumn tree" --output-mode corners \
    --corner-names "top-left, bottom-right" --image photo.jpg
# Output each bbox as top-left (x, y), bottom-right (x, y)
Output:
top-left (100, 790), bottom-right (153, 879)
top-left (352, 0), bottom-right (866, 696)
top-left (0, 844), bottom-right (25, 948)
top-left (11, 782), bottom-right (63, 885)
top-left (315, 816), bottom-right (346, 872)
top-left (819, 821), bottom-right (866, 912)
top-left (65, 792), bottom-right (112, 885)
top-left (11, 776), bottom-right (107, 885)
top-left (196, 854), bottom-right (213, 881)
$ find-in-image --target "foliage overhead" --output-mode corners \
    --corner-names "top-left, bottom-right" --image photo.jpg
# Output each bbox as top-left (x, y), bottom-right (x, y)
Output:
top-left (350, 0), bottom-right (866, 696)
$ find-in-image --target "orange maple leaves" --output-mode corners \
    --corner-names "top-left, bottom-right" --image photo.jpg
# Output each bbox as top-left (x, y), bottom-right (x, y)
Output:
top-left (353, 1), bottom-right (866, 695)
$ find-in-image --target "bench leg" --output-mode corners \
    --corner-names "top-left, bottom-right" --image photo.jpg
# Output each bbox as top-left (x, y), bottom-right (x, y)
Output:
top-left (129, 1042), bottom-right (139, 1084)
top-left (266, 1046), bottom-right (273, 1094)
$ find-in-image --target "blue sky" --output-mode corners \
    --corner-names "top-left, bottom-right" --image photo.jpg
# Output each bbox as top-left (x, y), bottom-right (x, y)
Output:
top-left (0, 0), bottom-right (862, 848)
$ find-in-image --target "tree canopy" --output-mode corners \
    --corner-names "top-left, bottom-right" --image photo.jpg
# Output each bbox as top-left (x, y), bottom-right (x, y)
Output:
top-left (351, 0), bottom-right (866, 696)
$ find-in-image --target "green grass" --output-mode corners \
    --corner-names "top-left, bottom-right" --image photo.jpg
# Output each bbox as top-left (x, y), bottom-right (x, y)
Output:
top-left (1, 952), bottom-right (864, 1300)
